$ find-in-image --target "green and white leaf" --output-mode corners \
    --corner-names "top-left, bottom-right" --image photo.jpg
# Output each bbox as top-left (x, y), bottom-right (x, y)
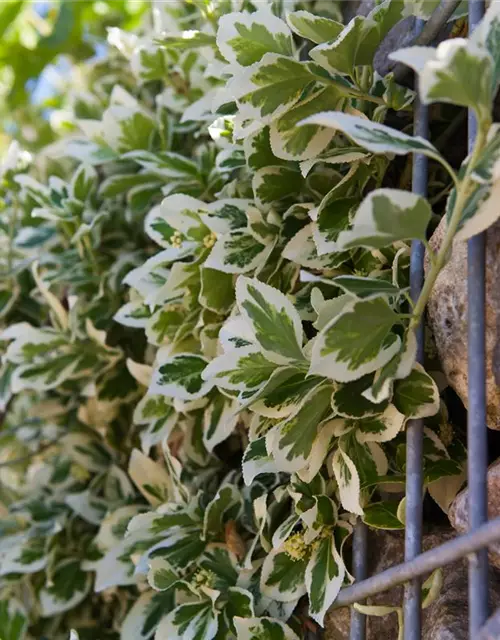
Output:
top-left (330, 446), bottom-right (363, 515)
top-left (267, 385), bottom-right (332, 473)
top-left (242, 437), bottom-right (278, 486)
top-left (336, 188), bottom-right (432, 250)
top-left (310, 296), bottom-right (401, 382)
top-left (205, 230), bottom-right (274, 275)
top-left (306, 534), bottom-right (345, 625)
top-left (234, 616), bottom-right (300, 640)
top-left (155, 600), bottom-right (218, 640)
top-left (39, 560), bottom-right (91, 616)
top-left (203, 485), bottom-right (242, 539)
top-left (217, 8), bottom-right (293, 67)
top-left (299, 111), bottom-right (441, 160)
top-left (149, 354), bottom-right (212, 401)
top-left (393, 364), bottom-right (440, 419)
top-left (286, 10), bottom-right (342, 44)
top-left (309, 0), bottom-right (403, 76)
top-left (202, 346), bottom-right (277, 397)
top-left (121, 591), bottom-right (175, 640)
top-left (260, 546), bottom-right (307, 602)
top-left (391, 40), bottom-right (493, 121)
top-left (236, 276), bottom-right (305, 365)
top-left (0, 599), bottom-right (28, 640)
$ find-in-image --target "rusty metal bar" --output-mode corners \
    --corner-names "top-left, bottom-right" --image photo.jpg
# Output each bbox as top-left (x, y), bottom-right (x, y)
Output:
top-left (403, 17), bottom-right (428, 639)
top-left (350, 520), bottom-right (368, 640)
top-left (333, 516), bottom-right (500, 610)
top-left (467, 1), bottom-right (489, 637)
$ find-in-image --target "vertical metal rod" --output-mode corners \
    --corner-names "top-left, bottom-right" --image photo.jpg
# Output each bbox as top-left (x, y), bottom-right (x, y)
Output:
top-left (404, 18), bottom-right (427, 639)
top-left (350, 519), bottom-right (368, 640)
top-left (468, 2), bottom-right (489, 637)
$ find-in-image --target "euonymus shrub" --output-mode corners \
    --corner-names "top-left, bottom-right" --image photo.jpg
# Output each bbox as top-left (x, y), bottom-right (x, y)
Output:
top-left (0, 0), bottom-right (498, 638)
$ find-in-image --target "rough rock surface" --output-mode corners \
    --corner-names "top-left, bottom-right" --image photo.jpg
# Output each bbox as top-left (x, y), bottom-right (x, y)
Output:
top-left (449, 458), bottom-right (500, 568)
top-left (426, 217), bottom-right (500, 429)
top-left (324, 528), bottom-right (500, 640)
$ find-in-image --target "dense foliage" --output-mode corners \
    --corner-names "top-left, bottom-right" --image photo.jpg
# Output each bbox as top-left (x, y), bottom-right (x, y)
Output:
top-left (1, 1), bottom-right (499, 638)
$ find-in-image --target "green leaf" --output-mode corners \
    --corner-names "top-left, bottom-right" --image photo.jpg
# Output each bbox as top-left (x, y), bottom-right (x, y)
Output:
top-left (269, 385), bottom-right (332, 473)
top-left (270, 86), bottom-right (341, 161)
top-left (363, 501), bottom-right (405, 530)
top-left (199, 546), bottom-right (239, 590)
top-left (286, 10), bottom-right (343, 44)
top-left (242, 437), bottom-right (277, 485)
top-left (331, 446), bottom-right (363, 515)
top-left (240, 55), bottom-right (317, 121)
top-left (391, 40), bottom-right (493, 121)
top-left (260, 546), bottom-right (307, 602)
top-left (365, 329), bottom-right (417, 403)
top-left (454, 179), bottom-right (500, 242)
top-left (159, 30), bottom-right (217, 50)
top-left (70, 163), bottom-right (97, 201)
top-left (203, 485), bottom-right (242, 539)
top-left (253, 166), bottom-right (304, 206)
top-left (236, 276), bottom-right (305, 365)
top-left (306, 534), bottom-right (345, 625)
top-left (393, 364), bottom-right (440, 419)
top-left (310, 0), bottom-right (403, 76)
top-left (331, 375), bottom-right (389, 418)
top-left (39, 560), bottom-right (90, 616)
top-left (155, 600), bottom-right (218, 640)
top-left (204, 394), bottom-right (239, 452)
top-left (145, 194), bottom-right (207, 247)
top-left (355, 404), bottom-right (405, 443)
top-left (131, 44), bottom-right (168, 82)
top-left (333, 276), bottom-right (403, 299)
top-left (310, 296), bottom-right (401, 383)
top-left (205, 230), bottom-right (274, 274)
top-left (0, 600), bottom-right (28, 640)
top-left (234, 616), bottom-right (300, 640)
top-left (217, 9), bottom-right (293, 67)
top-left (251, 369), bottom-right (326, 418)
top-left (150, 354), bottom-right (212, 401)
top-left (471, 3), bottom-right (500, 92)
top-left (200, 199), bottom-right (250, 235)
top-left (121, 591), bottom-right (175, 640)
top-left (299, 112), bottom-right (441, 160)
top-left (202, 347), bottom-right (278, 397)
top-left (128, 449), bottom-right (171, 506)
top-left (0, 534), bottom-right (48, 576)
top-left (147, 558), bottom-right (178, 592)
top-left (337, 188), bottom-right (432, 249)
top-left (199, 268), bottom-right (235, 314)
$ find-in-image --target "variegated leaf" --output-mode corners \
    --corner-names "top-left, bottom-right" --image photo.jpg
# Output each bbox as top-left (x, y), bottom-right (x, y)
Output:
top-left (336, 188), bottom-right (432, 250)
top-left (393, 364), bottom-right (440, 419)
top-left (236, 276), bottom-right (305, 365)
top-left (310, 296), bottom-right (401, 383)
top-left (299, 112), bottom-right (442, 160)
top-left (306, 533), bottom-right (345, 625)
top-left (149, 354), bottom-right (212, 401)
top-left (234, 616), bottom-right (300, 640)
top-left (217, 9), bottom-right (293, 68)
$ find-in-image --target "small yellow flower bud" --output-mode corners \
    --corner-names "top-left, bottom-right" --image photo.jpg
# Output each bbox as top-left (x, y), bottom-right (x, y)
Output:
top-left (203, 232), bottom-right (217, 249)
top-left (170, 231), bottom-right (183, 248)
top-left (283, 532), bottom-right (308, 562)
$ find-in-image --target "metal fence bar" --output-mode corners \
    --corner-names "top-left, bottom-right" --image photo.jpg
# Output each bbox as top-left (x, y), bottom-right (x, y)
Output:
top-left (467, 1), bottom-right (489, 636)
top-left (350, 520), bottom-right (368, 640)
top-left (333, 516), bottom-right (500, 610)
top-left (403, 17), bottom-right (428, 640)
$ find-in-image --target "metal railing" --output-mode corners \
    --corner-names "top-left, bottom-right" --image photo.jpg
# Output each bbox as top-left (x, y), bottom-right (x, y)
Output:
top-left (343, 2), bottom-right (496, 638)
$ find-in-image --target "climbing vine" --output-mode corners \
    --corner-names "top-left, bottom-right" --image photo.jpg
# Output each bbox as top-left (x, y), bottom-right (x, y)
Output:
top-left (0, 1), bottom-right (499, 638)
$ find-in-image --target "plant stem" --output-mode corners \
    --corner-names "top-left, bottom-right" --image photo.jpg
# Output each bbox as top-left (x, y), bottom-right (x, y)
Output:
top-left (409, 121), bottom-right (489, 330)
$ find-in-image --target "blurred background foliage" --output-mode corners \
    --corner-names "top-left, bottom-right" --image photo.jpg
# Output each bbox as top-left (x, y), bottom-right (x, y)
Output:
top-left (0, 0), bottom-right (149, 153)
